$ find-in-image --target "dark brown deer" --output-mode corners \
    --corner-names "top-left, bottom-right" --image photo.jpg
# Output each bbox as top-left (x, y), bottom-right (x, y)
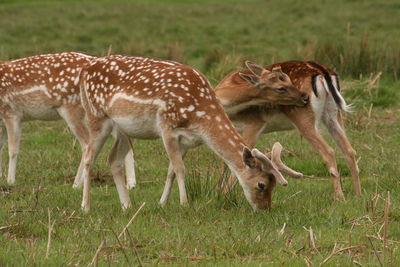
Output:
top-left (215, 61), bottom-right (360, 200)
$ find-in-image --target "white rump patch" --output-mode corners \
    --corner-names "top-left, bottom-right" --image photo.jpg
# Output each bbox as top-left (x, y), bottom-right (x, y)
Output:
top-left (310, 75), bottom-right (328, 124)
top-left (331, 75), bottom-right (351, 112)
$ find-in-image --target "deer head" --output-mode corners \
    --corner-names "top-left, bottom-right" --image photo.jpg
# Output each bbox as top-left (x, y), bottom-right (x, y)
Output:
top-left (241, 146), bottom-right (288, 210)
top-left (238, 61), bottom-right (309, 107)
top-left (239, 141), bottom-right (305, 210)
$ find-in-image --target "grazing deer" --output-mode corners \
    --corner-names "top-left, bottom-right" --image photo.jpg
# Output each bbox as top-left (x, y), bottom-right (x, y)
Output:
top-left (215, 61), bottom-right (360, 200)
top-left (78, 55), bottom-right (306, 212)
top-left (0, 52), bottom-right (135, 188)
top-left (119, 61), bottom-right (309, 191)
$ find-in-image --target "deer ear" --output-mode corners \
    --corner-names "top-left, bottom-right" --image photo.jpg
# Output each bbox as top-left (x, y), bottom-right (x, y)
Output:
top-left (272, 66), bottom-right (283, 73)
top-left (244, 61), bottom-right (265, 76)
top-left (239, 72), bottom-right (259, 86)
top-left (268, 72), bottom-right (277, 79)
top-left (243, 147), bottom-right (256, 168)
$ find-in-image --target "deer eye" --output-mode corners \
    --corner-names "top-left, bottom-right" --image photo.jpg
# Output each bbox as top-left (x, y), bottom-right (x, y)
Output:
top-left (277, 87), bottom-right (287, 93)
top-left (257, 182), bottom-right (266, 191)
top-left (279, 76), bottom-right (285, 81)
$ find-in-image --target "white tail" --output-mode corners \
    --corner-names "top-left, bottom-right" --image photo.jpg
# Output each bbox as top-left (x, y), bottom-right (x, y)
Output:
top-left (214, 60), bottom-right (360, 200)
top-left (0, 52), bottom-right (135, 188)
top-left (78, 55), bottom-right (294, 212)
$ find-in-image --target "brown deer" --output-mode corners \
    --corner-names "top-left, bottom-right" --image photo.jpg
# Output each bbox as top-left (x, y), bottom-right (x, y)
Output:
top-left (0, 52), bottom-right (135, 188)
top-left (78, 55), bottom-right (306, 212)
top-left (215, 61), bottom-right (360, 200)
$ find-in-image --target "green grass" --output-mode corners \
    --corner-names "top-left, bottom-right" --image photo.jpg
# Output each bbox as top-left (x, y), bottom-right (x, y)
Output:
top-left (0, 0), bottom-right (399, 79)
top-left (1, 95), bottom-right (399, 266)
top-left (0, 0), bottom-right (399, 266)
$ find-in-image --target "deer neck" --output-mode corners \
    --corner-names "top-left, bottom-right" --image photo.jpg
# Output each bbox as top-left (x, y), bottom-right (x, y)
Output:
top-left (215, 83), bottom-right (265, 116)
top-left (199, 105), bottom-right (248, 179)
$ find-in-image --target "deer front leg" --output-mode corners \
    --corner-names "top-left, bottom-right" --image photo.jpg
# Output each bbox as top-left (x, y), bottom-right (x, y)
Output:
top-left (161, 128), bottom-right (188, 206)
top-left (286, 109), bottom-right (345, 201)
top-left (323, 112), bottom-right (361, 196)
top-left (4, 116), bottom-right (22, 185)
top-left (159, 162), bottom-right (176, 206)
top-left (221, 119), bottom-right (266, 194)
top-left (0, 124), bottom-right (7, 178)
top-left (108, 132), bottom-right (132, 210)
top-left (159, 142), bottom-right (190, 206)
top-left (124, 147), bottom-right (136, 189)
top-left (111, 128), bottom-right (136, 190)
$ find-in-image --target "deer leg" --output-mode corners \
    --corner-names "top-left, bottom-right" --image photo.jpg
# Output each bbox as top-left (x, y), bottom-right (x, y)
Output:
top-left (111, 127), bottom-right (136, 190)
top-left (287, 110), bottom-right (345, 201)
top-left (57, 105), bottom-right (89, 189)
top-left (217, 161), bottom-right (228, 189)
top-left (124, 146), bottom-right (136, 189)
top-left (158, 142), bottom-right (191, 206)
top-left (0, 124), bottom-right (7, 178)
top-left (222, 120), bottom-right (266, 194)
top-left (108, 132), bottom-right (132, 210)
top-left (323, 112), bottom-right (361, 196)
top-left (161, 129), bottom-right (188, 206)
top-left (81, 118), bottom-right (113, 212)
top-left (159, 138), bottom-right (189, 206)
top-left (4, 116), bottom-right (21, 185)
top-left (159, 162), bottom-right (175, 206)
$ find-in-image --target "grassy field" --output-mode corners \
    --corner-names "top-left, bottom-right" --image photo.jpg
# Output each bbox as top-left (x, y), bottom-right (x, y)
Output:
top-left (0, 0), bottom-right (399, 266)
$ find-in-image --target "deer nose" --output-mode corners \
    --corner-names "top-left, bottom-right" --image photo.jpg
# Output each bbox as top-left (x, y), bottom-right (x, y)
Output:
top-left (301, 93), bottom-right (309, 105)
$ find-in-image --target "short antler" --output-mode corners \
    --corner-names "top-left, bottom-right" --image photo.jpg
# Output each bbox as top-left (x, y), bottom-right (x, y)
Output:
top-left (268, 142), bottom-right (303, 178)
top-left (251, 148), bottom-right (288, 186)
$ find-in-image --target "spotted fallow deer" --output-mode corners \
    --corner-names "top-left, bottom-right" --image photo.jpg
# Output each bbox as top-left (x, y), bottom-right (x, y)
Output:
top-left (215, 61), bottom-right (360, 200)
top-left (0, 52), bottom-right (135, 188)
top-left (119, 61), bottom-right (309, 191)
top-left (78, 55), bottom-right (306, 212)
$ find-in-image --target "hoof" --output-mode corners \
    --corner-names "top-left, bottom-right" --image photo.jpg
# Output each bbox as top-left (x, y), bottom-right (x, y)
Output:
top-left (72, 183), bottom-right (82, 189)
top-left (334, 192), bottom-right (346, 202)
top-left (81, 203), bottom-right (90, 213)
top-left (121, 202), bottom-right (132, 210)
top-left (126, 183), bottom-right (136, 190)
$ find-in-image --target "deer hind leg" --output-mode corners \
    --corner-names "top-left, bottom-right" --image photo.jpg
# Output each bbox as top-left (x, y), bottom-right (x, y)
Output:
top-left (108, 132), bottom-right (132, 210)
top-left (81, 118), bottom-right (113, 212)
top-left (111, 127), bottom-right (136, 190)
top-left (57, 105), bottom-right (90, 189)
top-left (4, 116), bottom-right (22, 185)
top-left (287, 109), bottom-right (345, 201)
top-left (221, 120), bottom-right (266, 194)
top-left (322, 111), bottom-right (361, 196)
top-left (160, 128), bottom-right (188, 206)
top-left (0, 124), bottom-right (7, 178)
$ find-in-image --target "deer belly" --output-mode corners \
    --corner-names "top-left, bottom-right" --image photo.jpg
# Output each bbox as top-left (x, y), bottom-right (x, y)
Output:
top-left (112, 115), bottom-right (160, 139)
top-left (21, 105), bottom-right (60, 121)
top-left (262, 112), bottom-right (295, 133)
top-left (106, 98), bottom-right (163, 139)
top-left (5, 87), bottom-right (61, 121)
top-left (14, 100), bottom-right (60, 121)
